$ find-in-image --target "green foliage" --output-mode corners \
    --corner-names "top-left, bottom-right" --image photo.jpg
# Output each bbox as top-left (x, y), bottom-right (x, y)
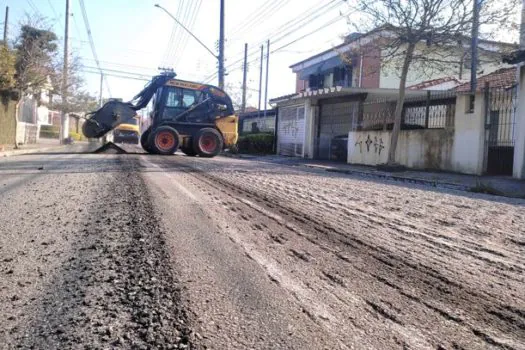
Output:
top-left (237, 133), bottom-right (274, 154)
top-left (69, 131), bottom-right (86, 141)
top-left (14, 25), bottom-right (58, 93)
top-left (39, 124), bottom-right (60, 139)
top-left (0, 46), bottom-right (16, 90)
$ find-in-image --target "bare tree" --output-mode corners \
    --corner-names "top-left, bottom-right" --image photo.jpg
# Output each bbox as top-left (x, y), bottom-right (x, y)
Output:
top-left (49, 54), bottom-right (97, 114)
top-left (349, 0), bottom-right (519, 165)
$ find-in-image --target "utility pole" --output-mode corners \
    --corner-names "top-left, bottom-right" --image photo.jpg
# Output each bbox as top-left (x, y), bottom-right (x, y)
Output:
top-left (99, 73), bottom-right (104, 107)
top-left (241, 43), bottom-right (248, 113)
top-left (61, 0), bottom-right (70, 143)
top-left (218, 0), bottom-right (225, 89)
top-left (263, 40), bottom-right (270, 118)
top-left (3, 6), bottom-right (8, 46)
top-left (470, 0), bottom-right (480, 93)
top-left (258, 45), bottom-right (263, 118)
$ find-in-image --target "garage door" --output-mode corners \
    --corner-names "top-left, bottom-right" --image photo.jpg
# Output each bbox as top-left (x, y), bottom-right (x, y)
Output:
top-left (278, 105), bottom-right (305, 157)
top-left (317, 102), bottom-right (358, 160)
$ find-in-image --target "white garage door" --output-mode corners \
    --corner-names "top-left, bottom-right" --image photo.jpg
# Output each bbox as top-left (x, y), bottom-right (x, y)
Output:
top-left (278, 105), bottom-right (305, 157)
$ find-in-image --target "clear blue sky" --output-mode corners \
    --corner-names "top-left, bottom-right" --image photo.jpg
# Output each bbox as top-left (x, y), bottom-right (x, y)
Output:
top-left (4, 0), bottom-right (353, 107)
top-left (3, 0), bottom-right (520, 109)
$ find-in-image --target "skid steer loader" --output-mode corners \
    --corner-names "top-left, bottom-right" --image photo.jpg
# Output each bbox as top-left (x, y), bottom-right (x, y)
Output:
top-left (82, 72), bottom-right (238, 157)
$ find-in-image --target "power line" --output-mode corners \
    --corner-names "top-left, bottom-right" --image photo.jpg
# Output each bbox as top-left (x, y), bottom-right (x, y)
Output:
top-left (203, 10), bottom-right (351, 85)
top-left (173, 0), bottom-right (202, 68)
top-left (202, 0), bottom-right (344, 83)
top-left (78, 0), bottom-right (111, 97)
top-left (83, 66), bottom-right (153, 79)
top-left (81, 70), bottom-right (150, 82)
top-left (162, 0), bottom-right (185, 65)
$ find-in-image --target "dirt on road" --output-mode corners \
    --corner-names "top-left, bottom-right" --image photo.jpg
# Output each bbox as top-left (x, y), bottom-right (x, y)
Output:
top-left (144, 155), bottom-right (525, 350)
top-left (1, 152), bottom-right (524, 350)
top-left (0, 155), bottom-right (191, 349)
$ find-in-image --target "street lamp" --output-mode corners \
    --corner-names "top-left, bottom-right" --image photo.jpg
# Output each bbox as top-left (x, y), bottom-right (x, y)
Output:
top-left (154, 3), bottom-right (225, 89)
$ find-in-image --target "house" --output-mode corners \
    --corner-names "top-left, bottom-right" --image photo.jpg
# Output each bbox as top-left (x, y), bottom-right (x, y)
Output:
top-left (291, 29), bottom-right (514, 93)
top-left (237, 108), bottom-right (277, 134)
top-left (271, 28), bottom-right (522, 177)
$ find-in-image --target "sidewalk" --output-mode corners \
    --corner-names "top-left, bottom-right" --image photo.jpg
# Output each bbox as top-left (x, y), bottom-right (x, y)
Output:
top-left (225, 153), bottom-right (525, 199)
top-left (0, 139), bottom-right (101, 157)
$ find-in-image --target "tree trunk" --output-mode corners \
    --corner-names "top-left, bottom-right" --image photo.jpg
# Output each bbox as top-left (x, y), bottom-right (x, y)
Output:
top-left (387, 43), bottom-right (416, 165)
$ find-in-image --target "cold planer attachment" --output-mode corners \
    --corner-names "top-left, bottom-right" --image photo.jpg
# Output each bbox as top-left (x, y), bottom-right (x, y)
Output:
top-left (82, 72), bottom-right (176, 139)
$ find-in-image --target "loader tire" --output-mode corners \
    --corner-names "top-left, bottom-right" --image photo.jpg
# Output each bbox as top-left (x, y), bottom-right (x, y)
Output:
top-left (194, 128), bottom-right (223, 158)
top-left (140, 128), bottom-right (155, 154)
top-left (150, 126), bottom-right (180, 155)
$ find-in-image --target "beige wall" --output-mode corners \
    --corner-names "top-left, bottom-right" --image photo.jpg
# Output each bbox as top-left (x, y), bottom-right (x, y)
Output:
top-left (348, 129), bottom-right (454, 170)
top-left (347, 93), bottom-right (488, 175)
top-left (379, 43), bottom-right (508, 89)
top-left (514, 67), bottom-right (525, 179)
top-left (451, 94), bottom-right (486, 175)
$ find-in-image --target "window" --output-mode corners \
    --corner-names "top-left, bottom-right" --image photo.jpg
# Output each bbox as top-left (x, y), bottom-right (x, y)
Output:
top-left (166, 88), bottom-right (182, 108)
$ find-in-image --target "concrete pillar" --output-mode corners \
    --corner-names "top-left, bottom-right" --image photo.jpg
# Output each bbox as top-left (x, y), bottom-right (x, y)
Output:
top-left (513, 66), bottom-right (525, 179)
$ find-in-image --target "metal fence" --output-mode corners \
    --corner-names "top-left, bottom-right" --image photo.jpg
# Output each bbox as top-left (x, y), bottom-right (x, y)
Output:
top-left (484, 86), bottom-right (517, 175)
top-left (359, 91), bottom-right (457, 131)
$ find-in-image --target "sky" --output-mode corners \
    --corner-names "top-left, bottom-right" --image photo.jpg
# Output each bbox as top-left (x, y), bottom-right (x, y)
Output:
top-left (3, 0), bottom-right (354, 109)
top-left (3, 0), bottom-right (520, 111)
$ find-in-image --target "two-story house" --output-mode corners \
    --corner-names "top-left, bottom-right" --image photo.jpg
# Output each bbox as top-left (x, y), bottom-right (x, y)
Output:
top-left (290, 30), bottom-right (514, 93)
top-left (272, 28), bottom-right (515, 161)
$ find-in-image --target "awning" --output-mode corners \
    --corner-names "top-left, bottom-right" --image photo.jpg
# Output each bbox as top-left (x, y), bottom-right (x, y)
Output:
top-left (298, 55), bottom-right (345, 80)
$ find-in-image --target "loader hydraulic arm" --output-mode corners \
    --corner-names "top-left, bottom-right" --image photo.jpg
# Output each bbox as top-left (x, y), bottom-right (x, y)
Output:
top-left (82, 72), bottom-right (176, 139)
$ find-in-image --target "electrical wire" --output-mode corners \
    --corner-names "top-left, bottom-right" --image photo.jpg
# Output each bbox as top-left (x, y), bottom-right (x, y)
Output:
top-left (201, 0), bottom-right (344, 83)
top-left (78, 0), bottom-right (112, 97)
top-left (173, 0), bottom-right (203, 68)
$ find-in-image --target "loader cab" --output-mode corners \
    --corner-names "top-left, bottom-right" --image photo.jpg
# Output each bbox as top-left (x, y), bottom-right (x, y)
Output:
top-left (152, 80), bottom-right (234, 126)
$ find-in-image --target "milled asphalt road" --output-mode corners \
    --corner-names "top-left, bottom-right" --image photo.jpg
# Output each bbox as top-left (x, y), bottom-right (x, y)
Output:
top-left (1, 149), bottom-right (524, 350)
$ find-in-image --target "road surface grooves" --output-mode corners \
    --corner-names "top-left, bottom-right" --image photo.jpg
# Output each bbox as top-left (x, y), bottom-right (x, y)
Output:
top-left (0, 154), bottom-right (191, 349)
top-left (142, 155), bottom-right (525, 350)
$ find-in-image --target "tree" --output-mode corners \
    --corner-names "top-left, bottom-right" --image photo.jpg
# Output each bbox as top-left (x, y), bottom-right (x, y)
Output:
top-left (11, 21), bottom-right (58, 148)
top-left (49, 55), bottom-right (98, 114)
top-left (349, 0), bottom-right (519, 165)
top-left (0, 46), bottom-right (16, 90)
top-left (14, 24), bottom-right (57, 94)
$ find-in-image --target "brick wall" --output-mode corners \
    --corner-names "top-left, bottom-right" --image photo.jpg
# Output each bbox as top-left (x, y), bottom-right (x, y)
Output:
top-left (359, 46), bottom-right (381, 88)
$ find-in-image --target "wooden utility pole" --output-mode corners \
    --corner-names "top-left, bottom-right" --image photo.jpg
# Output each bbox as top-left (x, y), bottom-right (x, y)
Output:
top-left (218, 0), bottom-right (225, 89)
top-left (263, 40), bottom-right (270, 118)
top-left (241, 43), bottom-right (248, 112)
top-left (3, 6), bottom-right (8, 46)
top-left (61, 0), bottom-right (70, 143)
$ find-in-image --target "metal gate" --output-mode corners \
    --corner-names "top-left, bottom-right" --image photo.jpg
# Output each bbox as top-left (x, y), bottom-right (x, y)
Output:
top-left (316, 101), bottom-right (358, 160)
top-left (485, 87), bottom-right (517, 175)
top-left (277, 105), bottom-right (305, 157)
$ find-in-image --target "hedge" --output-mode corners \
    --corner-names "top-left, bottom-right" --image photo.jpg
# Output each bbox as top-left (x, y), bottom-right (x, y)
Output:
top-left (237, 133), bottom-right (274, 154)
top-left (39, 125), bottom-right (60, 139)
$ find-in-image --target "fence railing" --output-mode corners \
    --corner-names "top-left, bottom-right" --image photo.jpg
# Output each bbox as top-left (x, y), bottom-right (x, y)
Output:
top-left (359, 90), bottom-right (457, 131)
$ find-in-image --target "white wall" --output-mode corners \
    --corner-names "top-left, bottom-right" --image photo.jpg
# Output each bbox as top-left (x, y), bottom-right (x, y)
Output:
top-left (514, 66), bottom-right (525, 179)
top-left (347, 93), bottom-right (488, 175)
top-left (348, 129), bottom-right (454, 170)
top-left (450, 94), bottom-right (486, 175)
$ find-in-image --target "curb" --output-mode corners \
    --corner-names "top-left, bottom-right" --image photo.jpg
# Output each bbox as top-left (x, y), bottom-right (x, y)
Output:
top-left (1, 142), bottom-right (100, 157)
top-left (312, 165), bottom-right (470, 192)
